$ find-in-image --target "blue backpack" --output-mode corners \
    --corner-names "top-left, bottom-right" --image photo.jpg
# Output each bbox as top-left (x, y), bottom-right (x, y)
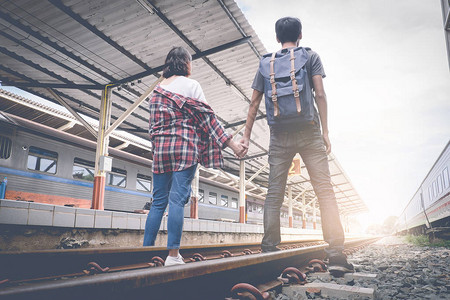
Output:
top-left (259, 47), bottom-right (317, 128)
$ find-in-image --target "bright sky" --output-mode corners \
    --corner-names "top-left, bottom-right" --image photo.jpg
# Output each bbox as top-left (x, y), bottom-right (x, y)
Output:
top-left (236, 0), bottom-right (450, 228)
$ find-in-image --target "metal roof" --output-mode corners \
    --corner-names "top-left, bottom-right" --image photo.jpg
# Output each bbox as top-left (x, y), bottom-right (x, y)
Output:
top-left (0, 0), bottom-right (367, 214)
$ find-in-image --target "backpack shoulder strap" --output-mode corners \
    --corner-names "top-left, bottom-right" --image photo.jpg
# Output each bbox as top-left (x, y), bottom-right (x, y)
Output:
top-left (290, 49), bottom-right (301, 114)
top-left (269, 52), bottom-right (279, 117)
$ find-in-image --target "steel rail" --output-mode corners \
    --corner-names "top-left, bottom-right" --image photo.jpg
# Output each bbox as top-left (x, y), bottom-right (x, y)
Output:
top-left (0, 239), bottom-right (323, 282)
top-left (0, 238), bottom-right (378, 300)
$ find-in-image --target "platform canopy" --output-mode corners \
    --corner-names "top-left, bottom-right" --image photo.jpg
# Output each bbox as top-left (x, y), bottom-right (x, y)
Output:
top-left (0, 0), bottom-right (367, 214)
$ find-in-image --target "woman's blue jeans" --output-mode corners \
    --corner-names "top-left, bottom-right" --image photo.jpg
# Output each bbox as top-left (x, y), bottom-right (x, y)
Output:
top-left (143, 164), bottom-right (197, 249)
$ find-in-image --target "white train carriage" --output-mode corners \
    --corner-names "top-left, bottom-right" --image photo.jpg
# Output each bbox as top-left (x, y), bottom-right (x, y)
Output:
top-left (396, 141), bottom-right (450, 234)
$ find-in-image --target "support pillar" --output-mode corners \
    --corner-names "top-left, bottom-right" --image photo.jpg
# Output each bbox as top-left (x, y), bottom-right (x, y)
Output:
top-left (92, 86), bottom-right (112, 210)
top-left (302, 193), bottom-right (306, 229)
top-left (239, 160), bottom-right (246, 223)
top-left (288, 185), bottom-right (293, 228)
top-left (190, 166), bottom-right (199, 219)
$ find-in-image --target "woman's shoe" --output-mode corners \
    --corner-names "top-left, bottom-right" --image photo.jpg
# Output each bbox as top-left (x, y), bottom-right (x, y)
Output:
top-left (164, 253), bottom-right (185, 266)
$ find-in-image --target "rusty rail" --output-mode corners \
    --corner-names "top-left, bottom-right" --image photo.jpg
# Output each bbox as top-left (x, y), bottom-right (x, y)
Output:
top-left (0, 238), bottom-right (378, 300)
top-left (0, 239), bottom-right (323, 282)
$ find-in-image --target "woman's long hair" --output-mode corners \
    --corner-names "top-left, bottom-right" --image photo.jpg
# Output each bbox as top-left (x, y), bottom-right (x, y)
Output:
top-left (162, 47), bottom-right (192, 78)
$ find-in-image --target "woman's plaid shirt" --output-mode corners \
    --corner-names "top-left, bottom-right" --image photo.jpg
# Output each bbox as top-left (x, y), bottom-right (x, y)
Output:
top-left (149, 86), bottom-right (232, 174)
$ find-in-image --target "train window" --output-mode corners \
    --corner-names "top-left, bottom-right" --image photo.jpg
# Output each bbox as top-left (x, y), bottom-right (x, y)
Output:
top-left (443, 168), bottom-right (449, 189)
top-left (107, 167), bottom-right (127, 188)
top-left (437, 175), bottom-right (443, 194)
top-left (208, 192), bottom-right (217, 205)
top-left (220, 195), bottom-right (228, 207)
top-left (0, 136), bottom-right (12, 159)
top-left (257, 204), bottom-right (263, 214)
top-left (137, 174), bottom-right (152, 192)
top-left (231, 197), bottom-right (238, 209)
top-left (198, 189), bottom-right (204, 203)
top-left (73, 158), bottom-right (95, 181)
top-left (428, 186), bottom-right (433, 202)
top-left (27, 146), bottom-right (57, 174)
top-left (432, 181), bottom-right (437, 198)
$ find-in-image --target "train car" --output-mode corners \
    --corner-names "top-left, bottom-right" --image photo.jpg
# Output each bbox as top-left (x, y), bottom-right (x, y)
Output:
top-left (0, 112), bottom-right (307, 226)
top-left (0, 112), bottom-right (153, 212)
top-left (395, 141), bottom-right (450, 235)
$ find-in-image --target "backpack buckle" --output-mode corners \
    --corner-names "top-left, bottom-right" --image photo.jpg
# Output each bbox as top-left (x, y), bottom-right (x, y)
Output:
top-left (271, 94), bottom-right (278, 102)
top-left (294, 90), bottom-right (300, 98)
top-left (270, 73), bottom-right (275, 84)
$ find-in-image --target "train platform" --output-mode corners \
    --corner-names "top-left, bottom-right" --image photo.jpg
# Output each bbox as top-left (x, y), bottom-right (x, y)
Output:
top-left (0, 199), bottom-right (323, 251)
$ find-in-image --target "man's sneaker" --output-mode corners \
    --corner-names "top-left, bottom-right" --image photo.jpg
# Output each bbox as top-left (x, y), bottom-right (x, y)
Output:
top-left (164, 253), bottom-right (185, 266)
top-left (261, 245), bottom-right (282, 253)
top-left (327, 255), bottom-right (355, 276)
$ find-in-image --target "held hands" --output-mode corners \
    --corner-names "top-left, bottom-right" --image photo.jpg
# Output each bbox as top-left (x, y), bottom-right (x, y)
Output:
top-left (238, 137), bottom-right (250, 157)
top-left (227, 139), bottom-right (248, 159)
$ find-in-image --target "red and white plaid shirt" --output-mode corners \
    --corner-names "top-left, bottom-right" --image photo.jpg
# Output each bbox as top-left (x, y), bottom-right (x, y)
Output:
top-left (149, 85), bottom-right (232, 174)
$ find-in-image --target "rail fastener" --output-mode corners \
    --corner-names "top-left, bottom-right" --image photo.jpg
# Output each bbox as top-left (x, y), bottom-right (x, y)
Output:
top-left (279, 267), bottom-right (307, 285)
top-left (229, 283), bottom-right (270, 300)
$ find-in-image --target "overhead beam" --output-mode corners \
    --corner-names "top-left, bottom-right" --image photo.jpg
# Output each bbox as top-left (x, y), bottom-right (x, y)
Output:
top-left (0, 30), bottom-right (99, 86)
top-left (0, 46), bottom-right (151, 126)
top-left (57, 121), bottom-right (76, 131)
top-left (226, 151), bottom-right (268, 161)
top-left (216, 0), bottom-right (261, 59)
top-left (48, 0), bottom-right (151, 71)
top-left (0, 10), bottom-right (115, 82)
top-left (0, 68), bottom-right (140, 133)
top-left (220, 169), bottom-right (239, 187)
top-left (115, 36), bottom-right (251, 84)
top-left (0, 30), bottom-right (152, 119)
top-left (0, 46), bottom-right (82, 87)
top-left (47, 88), bottom-right (98, 138)
top-left (225, 114), bottom-right (267, 128)
top-left (245, 163), bottom-right (269, 185)
top-left (0, 66), bottom-right (99, 116)
top-left (105, 76), bottom-right (163, 136)
top-left (2, 82), bottom-right (105, 90)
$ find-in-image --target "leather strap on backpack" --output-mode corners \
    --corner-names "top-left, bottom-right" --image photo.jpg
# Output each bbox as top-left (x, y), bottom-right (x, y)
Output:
top-left (290, 49), bottom-right (301, 114)
top-left (269, 52), bottom-right (279, 117)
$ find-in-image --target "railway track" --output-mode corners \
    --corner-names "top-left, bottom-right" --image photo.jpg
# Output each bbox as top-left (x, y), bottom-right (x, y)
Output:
top-left (0, 237), bottom-right (378, 299)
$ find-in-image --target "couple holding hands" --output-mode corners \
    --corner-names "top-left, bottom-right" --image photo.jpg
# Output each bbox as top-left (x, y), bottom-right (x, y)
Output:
top-left (143, 17), bottom-right (354, 275)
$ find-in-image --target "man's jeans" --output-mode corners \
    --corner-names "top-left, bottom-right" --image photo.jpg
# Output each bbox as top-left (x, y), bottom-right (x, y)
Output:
top-left (261, 125), bottom-right (344, 257)
top-left (143, 164), bottom-right (197, 249)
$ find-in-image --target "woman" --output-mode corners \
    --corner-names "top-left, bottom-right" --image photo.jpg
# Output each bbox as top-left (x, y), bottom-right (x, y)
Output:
top-left (143, 47), bottom-right (246, 266)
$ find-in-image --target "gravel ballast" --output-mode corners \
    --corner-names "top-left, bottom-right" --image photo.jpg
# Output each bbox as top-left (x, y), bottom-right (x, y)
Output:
top-left (275, 236), bottom-right (450, 299)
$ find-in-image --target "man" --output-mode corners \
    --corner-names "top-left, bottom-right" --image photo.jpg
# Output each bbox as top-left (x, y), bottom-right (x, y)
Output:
top-left (240, 17), bottom-right (354, 274)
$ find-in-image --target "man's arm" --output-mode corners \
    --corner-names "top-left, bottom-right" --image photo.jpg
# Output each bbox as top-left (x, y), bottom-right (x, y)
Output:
top-left (239, 89), bottom-right (264, 156)
top-left (312, 74), bottom-right (331, 155)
